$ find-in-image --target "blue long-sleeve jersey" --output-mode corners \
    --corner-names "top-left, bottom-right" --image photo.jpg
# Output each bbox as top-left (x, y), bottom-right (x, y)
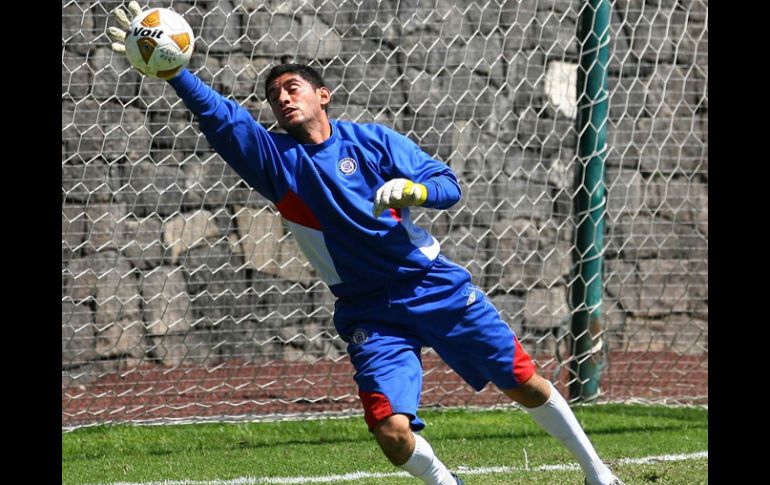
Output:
top-left (168, 69), bottom-right (462, 298)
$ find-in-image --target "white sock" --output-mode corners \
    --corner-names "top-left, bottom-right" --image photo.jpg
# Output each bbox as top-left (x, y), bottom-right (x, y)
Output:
top-left (524, 381), bottom-right (614, 485)
top-left (399, 433), bottom-right (458, 485)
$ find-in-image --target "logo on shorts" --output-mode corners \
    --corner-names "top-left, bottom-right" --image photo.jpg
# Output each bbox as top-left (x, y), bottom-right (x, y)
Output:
top-left (462, 284), bottom-right (487, 308)
top-left (351, 328), bottom-right (368, 345)
top-left (338, 157), bottom-right (358, 176)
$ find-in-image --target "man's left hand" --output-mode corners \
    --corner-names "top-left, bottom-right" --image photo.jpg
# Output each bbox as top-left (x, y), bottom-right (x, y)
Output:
top-left (373, 178), bottom-right (428, 217)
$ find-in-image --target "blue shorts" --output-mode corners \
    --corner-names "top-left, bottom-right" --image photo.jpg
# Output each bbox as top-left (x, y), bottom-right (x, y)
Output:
top-left (333, 254), bottom-right (535, 431)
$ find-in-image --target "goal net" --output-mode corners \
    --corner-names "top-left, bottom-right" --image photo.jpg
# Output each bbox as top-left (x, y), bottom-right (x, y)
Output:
top-left (62, 0), bottom-right (707, 428)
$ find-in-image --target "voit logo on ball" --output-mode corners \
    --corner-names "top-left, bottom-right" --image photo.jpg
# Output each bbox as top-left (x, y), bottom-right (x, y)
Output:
top-left (125, 8), bottom-right (194, 78)
top-left (338, 157), bottom-right (358, 176)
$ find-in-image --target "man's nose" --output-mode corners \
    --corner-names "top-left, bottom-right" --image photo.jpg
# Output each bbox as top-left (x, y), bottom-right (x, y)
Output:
top-left (278, 90), bottom-right (291, 105)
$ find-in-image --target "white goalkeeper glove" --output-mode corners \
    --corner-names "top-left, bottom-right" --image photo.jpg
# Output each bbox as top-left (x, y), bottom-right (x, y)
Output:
top-left (106, 1), bottom-right (182, 80)
top-left (373, 178), bottom-right (428, 217)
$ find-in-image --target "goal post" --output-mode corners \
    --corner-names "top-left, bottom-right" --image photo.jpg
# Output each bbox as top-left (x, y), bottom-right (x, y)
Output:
top-left (62, 0), bottom-right (708, 428)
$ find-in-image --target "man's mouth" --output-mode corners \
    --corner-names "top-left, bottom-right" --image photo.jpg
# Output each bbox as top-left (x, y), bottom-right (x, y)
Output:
top-left (282, 107), bottom-right (298, 117)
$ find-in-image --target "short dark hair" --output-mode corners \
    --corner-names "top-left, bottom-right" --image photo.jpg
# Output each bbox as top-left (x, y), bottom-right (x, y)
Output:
top-left (264, 64), bottom-right (330, 107)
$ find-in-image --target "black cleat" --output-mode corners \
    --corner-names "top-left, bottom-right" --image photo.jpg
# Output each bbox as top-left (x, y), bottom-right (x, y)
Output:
top-left (451, 472), bottom-right (465, 485)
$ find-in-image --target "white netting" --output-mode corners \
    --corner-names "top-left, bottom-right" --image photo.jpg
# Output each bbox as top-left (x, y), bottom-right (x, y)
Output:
top-left (62, 0), bottom-right (707, 428)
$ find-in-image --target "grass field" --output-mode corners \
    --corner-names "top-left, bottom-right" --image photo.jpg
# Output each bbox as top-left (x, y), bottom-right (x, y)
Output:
top-left (62, 404), bottom-right (707, 484)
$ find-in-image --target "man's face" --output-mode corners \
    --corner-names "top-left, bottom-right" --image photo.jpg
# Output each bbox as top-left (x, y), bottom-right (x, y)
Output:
top-left (267, 73), bottom-right (330, 132)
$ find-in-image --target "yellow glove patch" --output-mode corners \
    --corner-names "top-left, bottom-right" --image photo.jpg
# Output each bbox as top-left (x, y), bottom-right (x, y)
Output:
top-left (404, 180), bottom-right (428, 205)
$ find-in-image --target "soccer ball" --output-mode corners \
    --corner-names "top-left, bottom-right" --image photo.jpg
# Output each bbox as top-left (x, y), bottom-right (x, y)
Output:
top-left (124, 8), bottom-right (194, 78)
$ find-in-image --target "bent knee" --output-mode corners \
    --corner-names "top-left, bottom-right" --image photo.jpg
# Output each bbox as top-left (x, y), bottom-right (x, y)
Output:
top-left (501, 372), bottom-right (551, 408)
top-left (373, 413), bottom-right (412, 446)
top-left (372, 414), bottom-right (414, 466)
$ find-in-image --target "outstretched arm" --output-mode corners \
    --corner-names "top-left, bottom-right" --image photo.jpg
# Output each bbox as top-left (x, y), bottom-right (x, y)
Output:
top-left (163, 70), bottom-right (285, 202)
top-left (107, 2), bottom-right (285, 202)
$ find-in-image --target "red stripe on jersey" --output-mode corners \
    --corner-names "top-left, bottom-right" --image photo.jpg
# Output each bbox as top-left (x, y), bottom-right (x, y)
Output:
top-left (359, 391), bottom-right (394, 431)
top-left (389, 208), bottom-right (402, 222)
top-left (512, 334), bottom-right (536, 385)
top-left (275, 190), bottom-right (322, 230)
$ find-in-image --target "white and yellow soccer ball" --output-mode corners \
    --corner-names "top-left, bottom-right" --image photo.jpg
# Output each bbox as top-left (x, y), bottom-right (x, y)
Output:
top-left (124, 8), bottom-right (194, 78)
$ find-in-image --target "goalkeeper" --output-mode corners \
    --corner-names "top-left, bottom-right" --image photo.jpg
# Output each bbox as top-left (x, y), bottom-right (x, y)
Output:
top-left (109, 3), bottom-right (624, 485)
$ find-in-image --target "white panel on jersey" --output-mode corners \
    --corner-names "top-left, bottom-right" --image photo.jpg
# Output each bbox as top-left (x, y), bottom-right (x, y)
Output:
top-left (399, 208), bottom-right (440, 261)
top-left (284, 220), bottom-right (343, 286)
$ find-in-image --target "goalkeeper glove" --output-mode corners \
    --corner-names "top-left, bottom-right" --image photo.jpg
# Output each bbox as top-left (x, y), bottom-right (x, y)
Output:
top-left (373, 179), bottom-right (428, 217)
top-left (106, 1), bottom-right (182, 80)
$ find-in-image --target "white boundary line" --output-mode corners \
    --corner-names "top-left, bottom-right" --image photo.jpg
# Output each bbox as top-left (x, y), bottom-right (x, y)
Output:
top-left (89, 451), bottom-right (707, 485)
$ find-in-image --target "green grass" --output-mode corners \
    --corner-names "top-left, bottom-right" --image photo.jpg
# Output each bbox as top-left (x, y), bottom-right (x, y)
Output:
top-left (62, 404), bottom-right (707, 484)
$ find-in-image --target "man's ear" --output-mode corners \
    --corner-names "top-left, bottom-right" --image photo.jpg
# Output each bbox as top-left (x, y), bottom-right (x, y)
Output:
top-left (318, 86), bottom-right (331, 109)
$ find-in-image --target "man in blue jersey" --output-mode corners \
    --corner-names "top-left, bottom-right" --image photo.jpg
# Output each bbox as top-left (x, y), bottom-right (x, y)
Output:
top-left (109, 4), bottom-right (624, 484)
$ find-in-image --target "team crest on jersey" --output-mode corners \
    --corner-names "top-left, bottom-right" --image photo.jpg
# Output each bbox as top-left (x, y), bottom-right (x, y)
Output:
top-left (351, 328), bottom-right (368, 345)
top-left (338, 157), bottom-right (358, 175)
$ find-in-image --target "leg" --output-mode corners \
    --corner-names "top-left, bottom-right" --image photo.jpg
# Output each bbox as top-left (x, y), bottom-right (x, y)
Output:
top-left (373, 414), bottom-right (459, 485)
top-left (337, 323), bottom-right (458, 485)
top-left (501, 373), bottom-right (617, 485)
top-left (373, 413), bottom-right (415, 466)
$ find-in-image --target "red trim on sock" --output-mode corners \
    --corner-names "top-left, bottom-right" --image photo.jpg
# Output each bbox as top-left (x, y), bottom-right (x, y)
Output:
top-left (359, 391), bottom-right (394, 431)
top-left (513, 334), bottom-right (536, 384)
